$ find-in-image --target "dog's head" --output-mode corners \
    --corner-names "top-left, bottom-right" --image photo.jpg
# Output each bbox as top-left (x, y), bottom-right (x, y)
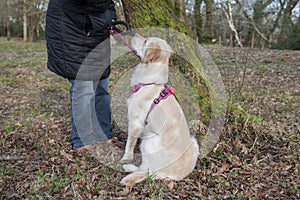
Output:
top-left (131, 34), bottom-right (172, 65)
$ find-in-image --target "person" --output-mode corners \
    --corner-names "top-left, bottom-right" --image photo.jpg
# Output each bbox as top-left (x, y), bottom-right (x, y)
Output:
top-left (46, 0), bottom-right (118, 151)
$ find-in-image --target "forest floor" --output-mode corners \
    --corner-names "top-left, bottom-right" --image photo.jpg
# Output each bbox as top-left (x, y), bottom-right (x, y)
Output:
top-left (0, 38), bottom-right (299, 199)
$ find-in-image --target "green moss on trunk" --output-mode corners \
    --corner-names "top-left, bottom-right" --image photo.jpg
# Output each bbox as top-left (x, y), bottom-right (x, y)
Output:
top-left (122, 0), bottom-right (192, 35)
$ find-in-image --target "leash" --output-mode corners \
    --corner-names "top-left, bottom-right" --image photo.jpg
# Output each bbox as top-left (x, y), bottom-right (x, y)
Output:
top-left (110, 21), bottom-right (141, 59)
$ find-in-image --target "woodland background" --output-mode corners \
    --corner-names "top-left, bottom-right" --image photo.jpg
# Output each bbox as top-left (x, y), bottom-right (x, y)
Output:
top-left (0, 0), bottom-right (299, 199)
top-left (0, 0), bottom-right (299, 49)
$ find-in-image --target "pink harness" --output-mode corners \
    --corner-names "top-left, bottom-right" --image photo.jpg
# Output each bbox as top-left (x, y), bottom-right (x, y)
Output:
top-left (131, 84), bottom-right (176, 125)
top-left (131, 83), bottom-right (156, 95)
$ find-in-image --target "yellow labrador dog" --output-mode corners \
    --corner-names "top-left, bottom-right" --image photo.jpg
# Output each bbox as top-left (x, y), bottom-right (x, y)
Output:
top-left (120, 34), bottom-right (199, 187)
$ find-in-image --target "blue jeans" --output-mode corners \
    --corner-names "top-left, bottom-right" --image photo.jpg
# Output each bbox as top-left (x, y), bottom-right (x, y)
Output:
top-left (69, 78), bottom-right (113, 148)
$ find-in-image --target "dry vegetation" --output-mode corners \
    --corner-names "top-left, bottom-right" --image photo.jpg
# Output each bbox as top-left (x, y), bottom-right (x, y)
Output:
top-left (0, 38), bottom-right (299, 199)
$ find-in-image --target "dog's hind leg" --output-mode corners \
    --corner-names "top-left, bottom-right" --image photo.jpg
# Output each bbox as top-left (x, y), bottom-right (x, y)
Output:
top-left (123, 164), bottom-right (139, 172)
top-left (120, 171), bottom-right (148, 186)
top-left (120, 170), bottom-right (169, 187)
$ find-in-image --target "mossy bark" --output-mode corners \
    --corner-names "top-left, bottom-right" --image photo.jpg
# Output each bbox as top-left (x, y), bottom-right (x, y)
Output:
top-left (121, 1), bottom-right (225, 125)
top-left (194, 0), bottom-right (203, 42)
top-left (203, 0), bottom-right (214, 43)
top-left (121, 0), bottom-right (193, 36)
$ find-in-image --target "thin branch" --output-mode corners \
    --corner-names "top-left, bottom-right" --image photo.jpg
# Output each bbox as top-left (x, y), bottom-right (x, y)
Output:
top-left (220, 0), bottom-right (243, 47)
top-left (235, 0), bottom-right (270, 43)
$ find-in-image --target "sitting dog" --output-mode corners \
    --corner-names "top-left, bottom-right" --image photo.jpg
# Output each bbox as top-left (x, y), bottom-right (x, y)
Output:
top-left (120, 34), bottom-right (199, 187)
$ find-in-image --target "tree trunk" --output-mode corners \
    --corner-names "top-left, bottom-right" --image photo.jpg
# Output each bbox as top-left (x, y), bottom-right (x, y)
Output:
top-left (28, 23), bottom-right (37, 42)
top-left (278, 0), bottom-right (299, 41)
top-left (229, 31), bottom-right (233, 47)
top-left (174, 0), bottom-right (186, 23)
top-left (1, 0), bottom-right (11, 40)
top-left (6, 0), bottom-right (11, 41)
top-left (121, 0), bottom-right (193, 36)
top-left (28, 3), bottom-right (38, 42)
top-left (251, 29), bottom-right (255, 49)
top-left (194, 0), bottom-right (203, 42)
top-left (6, 20), bottom-right (11, 41)
top-left (23, 0), bottom-right (28, 42)
top-left (203, 0), bottom-right (213, 43)
top-left (121, 0), bottom-right (218, 130)
top-left (236, 0), bottom-right (270, 46)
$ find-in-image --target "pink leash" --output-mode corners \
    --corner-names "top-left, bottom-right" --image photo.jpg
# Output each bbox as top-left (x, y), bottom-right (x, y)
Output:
top-left (110, 28), bottom-right (141, 60)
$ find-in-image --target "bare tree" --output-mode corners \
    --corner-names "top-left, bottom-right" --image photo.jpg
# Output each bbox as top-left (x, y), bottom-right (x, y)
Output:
top-left (23, 0), bottom-right (28, 41)
top-left (22, 0), bottom-right (47, 42)
top-left (0, 0), bottom-right (12, 40)
top-left (204, 0), bottom-right (214, 42)
top-left (219, 0), bottom-right (243, 47)
top-left (235, 0), bottom-right (270, 48)
top-left (278, 0), bottom-right (299, 41)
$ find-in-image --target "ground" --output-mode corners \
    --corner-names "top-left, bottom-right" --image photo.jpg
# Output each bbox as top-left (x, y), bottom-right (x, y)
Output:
top-left (0, 38), bottom-right (299, 199)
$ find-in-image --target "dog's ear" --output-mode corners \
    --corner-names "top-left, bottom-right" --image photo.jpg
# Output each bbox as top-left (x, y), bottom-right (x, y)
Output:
top-left (142, 42), bottom-right (162, 64)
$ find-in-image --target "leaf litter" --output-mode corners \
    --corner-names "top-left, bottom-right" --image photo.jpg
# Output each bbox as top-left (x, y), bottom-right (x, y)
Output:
top-left (0, 45), bottom-right (299, 199)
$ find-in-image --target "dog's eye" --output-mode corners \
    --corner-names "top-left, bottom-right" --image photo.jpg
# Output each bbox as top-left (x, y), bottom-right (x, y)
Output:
top-left (144, 40), bottom-right (147, 45)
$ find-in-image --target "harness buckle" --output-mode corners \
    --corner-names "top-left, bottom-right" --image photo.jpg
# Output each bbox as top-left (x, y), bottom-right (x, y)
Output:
top-left (153, 98), bottom-right (160, 104)
top-left (160, 89), bottom-right (169, 97)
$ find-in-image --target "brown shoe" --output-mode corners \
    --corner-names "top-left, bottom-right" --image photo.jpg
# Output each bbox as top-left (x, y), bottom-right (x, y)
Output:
top-left (106, 137), bottom-right (125, 148)
top-left (74, 145), bottom-right (92, 153)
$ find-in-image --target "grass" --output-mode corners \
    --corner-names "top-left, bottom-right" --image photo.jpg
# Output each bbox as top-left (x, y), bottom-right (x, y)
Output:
top-left (0, 37), bottom-right (46, 52)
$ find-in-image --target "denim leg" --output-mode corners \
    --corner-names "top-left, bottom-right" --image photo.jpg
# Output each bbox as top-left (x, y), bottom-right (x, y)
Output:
top-left (69, 79), bottom-right (112, 148)
top-left (69, 79), bottom-right (82, 148)
top-left (90, 80), bottom-right (110, 142)
top-left (94, 77), bottom-right (113, 139)
top-left (69, 79), bottom-right (95, 148)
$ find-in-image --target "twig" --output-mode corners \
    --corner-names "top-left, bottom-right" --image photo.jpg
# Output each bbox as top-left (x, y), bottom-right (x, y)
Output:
top-left (249, 136), bottom-right (258, 153)
top-left (0, 155), bottom-right (27, 161)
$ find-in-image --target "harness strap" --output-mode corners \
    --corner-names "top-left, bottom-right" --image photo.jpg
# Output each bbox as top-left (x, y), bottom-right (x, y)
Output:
top-left (144, 86), bottom-right (176, 125)
top-left (131, 83), bottom-right (156, 95)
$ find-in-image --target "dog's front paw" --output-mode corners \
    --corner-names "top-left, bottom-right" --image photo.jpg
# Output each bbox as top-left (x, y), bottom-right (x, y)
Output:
top-left (123, 164), bottom-right (139, 172)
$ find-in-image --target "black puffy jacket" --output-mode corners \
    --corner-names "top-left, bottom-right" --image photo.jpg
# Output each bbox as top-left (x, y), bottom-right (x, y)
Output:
top-left (46, 0), bottom-right (117, 80)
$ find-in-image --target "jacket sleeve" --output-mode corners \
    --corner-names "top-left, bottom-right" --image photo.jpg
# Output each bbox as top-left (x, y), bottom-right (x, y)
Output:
top-left (109, 0), bottom-right (117, 20)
